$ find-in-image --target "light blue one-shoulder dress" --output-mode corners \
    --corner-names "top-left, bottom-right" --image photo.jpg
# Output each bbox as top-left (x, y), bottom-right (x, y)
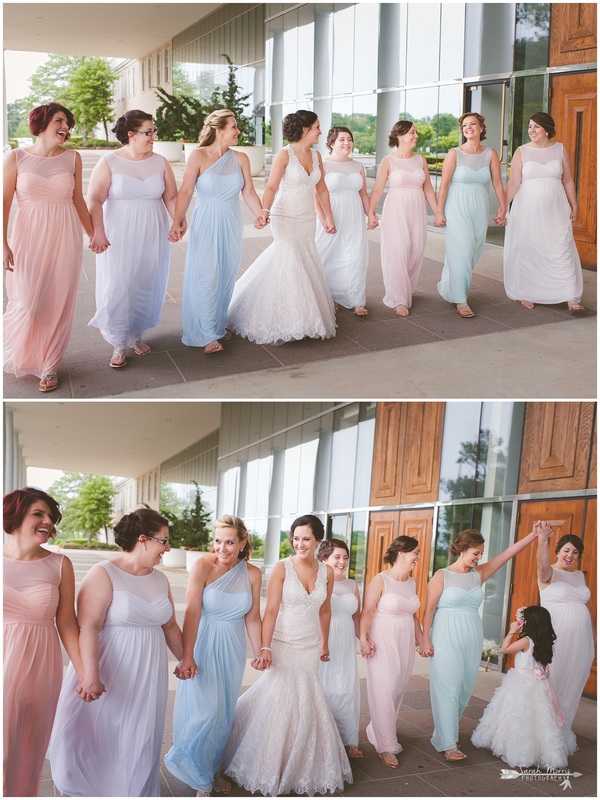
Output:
top-left (181, 148), bottom-right (244, 347)
top-left (437, 148), bottom-right (492, 304)
top-left (429, 568), bottom-right (484, 752)
top-left (164, 559), bottom-right (252, 793)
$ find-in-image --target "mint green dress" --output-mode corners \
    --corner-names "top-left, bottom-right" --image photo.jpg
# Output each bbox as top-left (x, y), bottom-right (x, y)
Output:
top-left (437, 148), bottom-right (492, 304)
top-left (429, 569), bottom-right (484, 752)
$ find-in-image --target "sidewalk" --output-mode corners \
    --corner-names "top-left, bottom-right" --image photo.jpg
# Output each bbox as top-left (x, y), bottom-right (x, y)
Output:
top-left (39, 552), bottom-right (597, 797)
top-left (4, 151), bottom-right (596, 400)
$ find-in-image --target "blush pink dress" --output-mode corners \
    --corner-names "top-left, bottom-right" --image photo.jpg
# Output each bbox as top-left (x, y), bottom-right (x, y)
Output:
top-left (365, 572), bottom-right (420, 754)
top-left (3, 149), bottom-right (83, 378)
top-left (3, 553), bottom-right (65, 797)
top-left (380, 154), bottom-right (428, 310)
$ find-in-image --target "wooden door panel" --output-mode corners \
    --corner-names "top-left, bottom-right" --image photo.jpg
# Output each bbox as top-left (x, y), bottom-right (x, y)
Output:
top-left (550, 4), bottom-right (597, 66)
top-left (399, 508), bottom-right (433, 622)
top-left (370, 404), bottom-right (403, 504)
top-left (582, 499), bottom-right (596, 696)
top-left (400, 403), bottom-right (445, 504)
top-left (365, 512), bottom-right (399, 588)
top-left (551, 71), bottom-right (597, 268)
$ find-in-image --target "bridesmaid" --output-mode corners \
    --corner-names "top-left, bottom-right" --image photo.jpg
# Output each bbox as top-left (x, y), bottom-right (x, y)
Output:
top-left (367, 120), bottom-right (438, 316)
top-left (3, 103), bottom-right (95, 392)
top-left (435, 113), bottom-right (507, 318)
top-left (503, 112), bottom-right (584, 311)
top-left (315, 126), bottom-right (370, 316)
top-left (317, 538), bottom-right (363, 759)
top-left (87, 110), bottom-right (178, 368)
top-left (169, 110), bottom-right (268, 354)
top-left (359, 536), bottom-right (423, 768)
top-left (164, 516), bottom-right (263, 797)
top-left (420, 527), bottom-right (537, 761)
top-left (537, 524), bottom-right (595, 731)
top-left (3, 488), bottom-right (86, 797)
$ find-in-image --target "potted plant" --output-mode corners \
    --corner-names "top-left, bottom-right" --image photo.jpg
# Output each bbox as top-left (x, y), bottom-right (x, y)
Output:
top-left (160, 481), bottom-right (213, 570)
top-left (153, 87), bottom-right (206, 162)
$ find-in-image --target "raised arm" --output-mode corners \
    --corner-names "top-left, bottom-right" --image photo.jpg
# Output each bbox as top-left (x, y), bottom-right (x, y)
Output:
top-left (476, 529), bottom-right (537, 585)
top-left (86, 157), bottom-right (112, 253)
top-left (72, 151), bottom-right (94, 237)
top-left (420, 568), bottom-right (444, 656)
top-left (3, 150), bottom-right (18, 270)
top-left (489, 148), bottom-right (507, 224)
top-left (177, 557), bottom-right (210, 679)
top-left (76, 565), bottom-right (113, 700)
top-left (245, 564), bottom-right (265, 669)
top-left (535, 520), bottom-right (554, 587)
top-left (359, 573), bottom-right (384, 657)
top-left (433, 148), bottom-right (457, 227)
top-left (561, 145), bottom-right (578, 220)
top-left (258, 560), bottom-right (285, 669)
top-left (504, 147), bottom-right (523, 207)
top-left (161, 583), bottom-right (184, 661)
top-left (367, 157), bottom-right (390, 229)
top-left (501, 621), bottom-right (529, 655)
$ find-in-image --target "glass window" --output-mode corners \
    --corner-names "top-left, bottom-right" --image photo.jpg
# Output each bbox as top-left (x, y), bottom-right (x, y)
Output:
top-left (439, 4), bottom-right (465, 80)
top-left (514, 4), bottom-right (550, 71)
top-left (297, 4), bottom-right (315, 101)
top-left (438, 402), bottom-right (483, 502)
top-left (164, 47), bottom-right (169, 84)
top-left (511, 74), bottom-right (546, 151)
top-left (351, 94), bottom-right (377, 157)
top-left (406, 4), bottom-right (440, 85)
top-left (332, 4), bottom-right (354, 96)
top-left (353, 3), bottom-right (378, 93)
top-left (353, 402), bottom-right (376, 507)
top-left (282, 9), bottom-right (299, 102)
top-left (156, 53), bottom-right (160, 87)
top-left (328, 404), bottom-right (360, 510)
top-left (476, 403), bottom-right (525, 498)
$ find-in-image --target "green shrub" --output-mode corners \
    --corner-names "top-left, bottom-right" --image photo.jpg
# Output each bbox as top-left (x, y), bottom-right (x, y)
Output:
top-left (8, 140), bottom-right (18, 149)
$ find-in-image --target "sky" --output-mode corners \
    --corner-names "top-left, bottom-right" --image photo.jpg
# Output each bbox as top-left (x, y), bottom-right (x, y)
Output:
top-left (5, 50), bottom-right (50, 103)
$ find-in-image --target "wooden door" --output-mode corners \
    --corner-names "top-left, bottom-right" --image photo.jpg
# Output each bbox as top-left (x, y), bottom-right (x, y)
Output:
top-left (551, 71), bottom-right (597, 268)
top-left (505, 498), bottom-right (596, 700)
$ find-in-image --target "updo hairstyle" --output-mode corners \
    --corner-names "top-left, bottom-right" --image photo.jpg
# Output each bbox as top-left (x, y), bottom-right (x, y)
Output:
top-left (388, 120), bottom-right (414, 148)
top-left (449, 529), bottom-right (485, 558)
top-left (459, 112), bottom-right (487, 141)
top-left (112, 110), bottom-right (153, 145)
top-left (29, 103), bottom-right (75, 137)
top-left (555, 533), bottom-right (584, 557)
top-left (198, 109), bottom-right (234, 147)
top-left (213, 514), bottom-right (253, 560)
top-left (113, 508), bottom-right (169, 552)
top-left (317, 537), bottom-right (349, 561)
top-left (326, 126), bottom-right (353, 153)
top-left (3, 487), bottom-right (62, 535)
top-left (282, 110), bottom-right (318, 143)
top-left (289, 513), bottom-right (324, 545)
top-left (383, 535), bottom-right (419, 565)
top-left (530, 111), bottom-right (556, 139)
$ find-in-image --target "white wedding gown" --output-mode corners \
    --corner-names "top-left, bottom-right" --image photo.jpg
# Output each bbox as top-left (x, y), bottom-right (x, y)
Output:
top-left (227, 146), bottom-right (336, 345)
top-left (222, 558), bottom-right (352, 796)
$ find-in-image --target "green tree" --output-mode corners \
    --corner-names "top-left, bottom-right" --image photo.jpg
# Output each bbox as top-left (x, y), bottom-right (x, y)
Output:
top-left (68, 58), bottom-right (115, 141)
top-left (208, 54), bottom-right (254, 144)
top-left (154, 86), bottom-right (206, 141)
top-left (159, 483), bottom-right (187, 520)
top-left (164, 481), bottom-right (213, 550)
top-left (7, 99), bottom-right (32, 138)
top-left (48, 472), bottom-right (117, 544)
top-left (28, 54), bottom-right (84, 107)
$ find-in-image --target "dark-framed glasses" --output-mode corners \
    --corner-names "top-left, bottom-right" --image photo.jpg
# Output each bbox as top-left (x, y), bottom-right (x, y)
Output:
top-left (134, 129), bottom-right (158, 137)
top-left (146, 535), bottom-right (169, 546)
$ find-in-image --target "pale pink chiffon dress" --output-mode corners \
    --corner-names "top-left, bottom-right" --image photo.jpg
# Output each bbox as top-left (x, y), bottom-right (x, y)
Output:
top-left (365, 572), bottom-right (420, 755)
top-left (3, 149), bottom-right (83, 378)
top-left (380, 154), bottom-right (428, 309)
top-left (3, 553), bottom-right (65, 797)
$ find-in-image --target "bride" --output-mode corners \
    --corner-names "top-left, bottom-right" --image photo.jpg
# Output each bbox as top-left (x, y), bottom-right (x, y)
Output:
top-left (227, 111), bottom-right (337, 345)
top-left (222, 515), bottom-right (353, 796)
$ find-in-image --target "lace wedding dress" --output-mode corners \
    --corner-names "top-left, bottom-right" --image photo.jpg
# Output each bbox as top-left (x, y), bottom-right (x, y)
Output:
top-left (222, 558), bottom-right (352, 796)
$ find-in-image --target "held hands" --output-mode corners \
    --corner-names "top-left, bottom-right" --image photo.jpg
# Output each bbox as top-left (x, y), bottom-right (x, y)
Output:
top-left (324, 216), bottom-right (337, 235)
top-left (254, 211), bottom-right (270, 230)
top-left (89, 233), bottom-right (110, 254)
top-left (418, 640), bottom-right (434, 658)
top-left (367, 212), bottom-right (379, 230)
top-left (174, 655), bottom-right (198, 680)
top-left (3, 244), bottom-right (14, 272)
top-left (360, 634), bottom-right (375, 659)
top-left (168, 221), bottom-right (187, 242)
top-left (76, 675), bottom-right (106, 703)
top-left (533, 520), bottom-right (552, 542)
top-left (494, 207), bottom-right (507, 226)
top-left (251, 648), bottom-right (273, 670)
top-left (433, 213), bottom-right (446, 228)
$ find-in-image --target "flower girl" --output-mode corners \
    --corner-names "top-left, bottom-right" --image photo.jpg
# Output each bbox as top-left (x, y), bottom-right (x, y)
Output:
top-left (471, 605), bottom-right (576, 768)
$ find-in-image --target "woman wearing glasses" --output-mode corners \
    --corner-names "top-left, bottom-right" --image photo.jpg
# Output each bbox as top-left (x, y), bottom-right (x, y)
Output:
top-left (49, 509), bottom-right (183, 797)
top-left (87, 110), bottom-right (179, 368)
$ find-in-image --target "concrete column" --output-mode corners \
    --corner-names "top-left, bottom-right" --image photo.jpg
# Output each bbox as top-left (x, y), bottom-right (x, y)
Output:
top-left (4, 407), bottom-right (15, 494)
top-left (264, 446), bottom-right (285, 572)
top-left (314, 5), bottom-right (332, 156)
top-left (270, 27), bottom-right (284, 152)
top-left (376, 4), bottom-right (402, 167)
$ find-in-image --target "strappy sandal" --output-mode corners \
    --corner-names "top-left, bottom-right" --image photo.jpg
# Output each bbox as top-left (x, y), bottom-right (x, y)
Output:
top-left (444, 747), bottom-right (467, 761)
top-left (222, 329), bottom-right (234, 341)
top-left (378, 751), bottom-right (399, 768)
top-left (346, 745), bottom-right (363, 758)
top-left (39, 374), bottom-right (58, 393)
top-left (520, 300), bottom-right (535, 309)
top-left (204, 341), bottom-right (223, 354)
top-left (456, 303), bottom-right (475, 318)
top-left (213, 773), bottom-right (232, 794)
top-left (353, 306), bottom-right (368, 316)
top-left (567, 301), bottom-right (585, 312)
top-left (131, 339), bottom-right (151, 355)
top-left (394, 304), bottom-right (410, 316)
top-left (110, 348), bottom-right (127, 368)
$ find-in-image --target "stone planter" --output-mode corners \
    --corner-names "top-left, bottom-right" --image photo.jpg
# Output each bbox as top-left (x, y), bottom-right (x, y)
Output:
top-left (153, 141), bottom-right (183, 162)
top-left (184, 142), bottom-right (199, 161)
top-left (161, 547), bottom-right (186, 569)
top-left (231, 145), bottom-right (266, 176)
top-left (185, 550), bottom-right (204, 571)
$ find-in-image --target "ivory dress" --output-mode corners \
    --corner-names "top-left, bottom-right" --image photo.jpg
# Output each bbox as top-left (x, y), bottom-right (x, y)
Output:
top-left (49, 561), bottom-right (173, 797)
top-left (381, 155), bottom-right (428, 310)
top-left (471, 637), bottom-right (576, 768)
top-left (4, 149), bottom-right (82, 378)
top-left (318, 577), bottom-right (361, 748)
top-left (365, 572), bottom-right (420, 755)
top-left (429, 569), bottom-right (484, 752)
top-left (89, 152), bottom-right (170, 348)
top-left (165, 560), bottom-right (252, 793)
top-left (4, 553), bottom-right (65, 797)
top-left (504, 143), bottom-right (583, 304)
top-left (540, 568), bottom-right (595, 729)
top-left (222, 558), bottom-right (352, 796)
top-left (315, 160), bottom-right (368, 310)
top-left (437, 148), bottom-right (492, 304)
top-left (181, 148), bottom-right (244, 347)
top-left (227, 146), bottom-right (336, 344)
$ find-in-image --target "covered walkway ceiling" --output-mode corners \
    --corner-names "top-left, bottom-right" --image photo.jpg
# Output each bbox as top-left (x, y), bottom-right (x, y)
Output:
top-left (7, 402), bottom-right (221, 478)
top-left (4, 3), bottom-right (221, 59)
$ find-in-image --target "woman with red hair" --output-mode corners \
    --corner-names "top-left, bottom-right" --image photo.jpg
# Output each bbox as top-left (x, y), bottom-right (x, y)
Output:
top-left (3, 487), bottom-right (88, 797)
top-left (3, 103), bottom-right (98, 392)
